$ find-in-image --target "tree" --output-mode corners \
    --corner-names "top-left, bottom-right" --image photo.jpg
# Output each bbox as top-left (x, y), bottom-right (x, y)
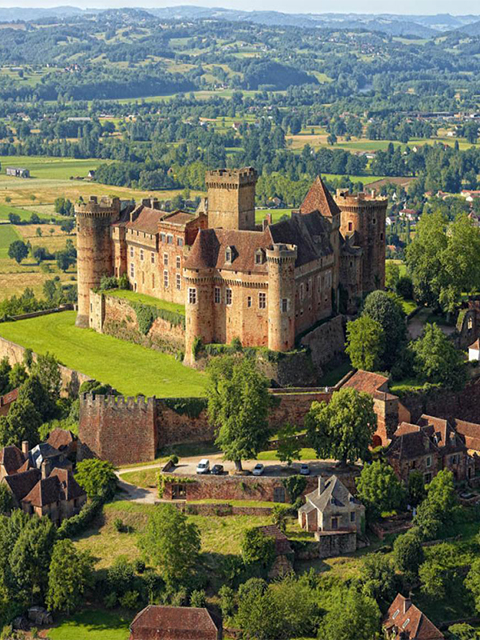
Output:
top-left (0, 484), bottom-right (13, 515)
top-left (362, 291), bottom-right (406, 369)
top-left (396, 275), bottom-right (414, 300)
top-left (448, 623), bottom-right (480, 640)
top-left (419, 559), bottom-right (447, 599)
top-left (358, 554), bottom-right (398, 611)
top-left (75, 459), bottom-right (117, 499)
top-left (414, 469), bottom-right (457, 539)
top-left (0, 397), bottom-right (42, 448)
top-left (56, 250), bottom-right (75, 272)
top-left (412, 323), bottom-right (466, 389)
top-left (31, 353), bottom-right (61, 401)
top-left (139, 504), bottom-right (200, 586)
top-left (17, 374), bottom-right (57, 422)
top-left (8, 240), bottom-right (28, 264)
top-left (235, 578), bottom-right (283, 640)
top-left (306, 387), bottom-right (376, 465)
top-left (318, 587), bottom-right (381, 640)
top-left (407, 470), bottom-right (426, 507)
top-left (466, 559), bottom-right (480, 613)
top-left (241, 528), bottom-right (275, 569)
top-left (60, 218), bottom-right (75, 234)
top-left (345, 316), bottom-right (384, 371)
top-left (47, 539), bottom-right (94, 614)
top-left (207, 357), bottom-right (271, 471)
top-left (385, 262), bottom-right (400, 291)
top-left (276, 423), bottom-right (301, 466)
top-left (393, 529), bottom-right (424, 577)
top-left (356, 461), bottom-right (405, 520)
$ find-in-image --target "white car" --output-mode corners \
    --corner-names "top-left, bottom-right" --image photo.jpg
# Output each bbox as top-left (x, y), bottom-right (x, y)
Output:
top-left (196, 459), bottom-right (210, 474)
top-left (252, 463), bottom-right (265, 476)
top-left (300, 463), bottom-right (310, 476)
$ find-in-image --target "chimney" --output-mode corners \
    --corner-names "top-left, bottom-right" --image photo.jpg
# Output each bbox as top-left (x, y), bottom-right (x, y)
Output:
top-left (151, 198), bottom-right (160, 210)
top-left (318, 475), bottom-right (325, 495)
top-left (41, 459), bottom-right (50, 481)
top-left (403, 596), bottom-right (411, 614)
top-left (21, 440), bottom-right (29, 457)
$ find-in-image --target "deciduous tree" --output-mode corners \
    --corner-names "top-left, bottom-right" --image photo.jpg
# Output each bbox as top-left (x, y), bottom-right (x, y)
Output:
top-left (47, 539), bottom-right (94, 613)
top-left (345, 316), bottom-right (384, 371)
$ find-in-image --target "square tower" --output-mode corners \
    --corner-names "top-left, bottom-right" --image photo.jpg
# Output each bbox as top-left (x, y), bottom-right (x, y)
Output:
top-left (206, 167), bottom-right (257, 231)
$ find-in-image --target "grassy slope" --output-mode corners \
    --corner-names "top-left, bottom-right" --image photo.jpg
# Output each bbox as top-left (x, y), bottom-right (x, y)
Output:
top-left (0, 311), bottom-right (207, 397)
top-left (0, 223), bottom-right (20, 257)
top-left (106, 289), bottom-right (185, 316)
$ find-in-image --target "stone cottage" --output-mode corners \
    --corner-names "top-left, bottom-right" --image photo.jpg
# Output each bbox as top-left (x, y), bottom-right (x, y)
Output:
top-left (384, 594), bottom-right (444, 640)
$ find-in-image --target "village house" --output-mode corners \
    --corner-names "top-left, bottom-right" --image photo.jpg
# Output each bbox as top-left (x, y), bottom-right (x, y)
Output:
top-left (468, 338), bottom-right (480, 361)
top-left (0, 388), bottom-right (18, 418)
top-left (386, 415), bottom-right (472, 485)
top-left (129, 605), bottom-right (222, 640)
top-left (384, 594), bottom-right (444, 640)
top-left (298, 474), bottom-right (365, 534)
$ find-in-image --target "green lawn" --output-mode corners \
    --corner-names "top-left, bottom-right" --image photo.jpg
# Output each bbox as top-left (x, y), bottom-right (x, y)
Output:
top-left (0, 311), bottom-right (207, 397)
top-left (255, 208), bottom-right (292, 223)
top-left (48, 610), bottom-right (130, 640)
top-left (0, 203), bottom-right (52, 222)
top-left (0, 155), bottom-right (103, 180)
top-left (0, 223), bottom-right (19, 257)
top-left (106, 289), bottom-right (185, 316)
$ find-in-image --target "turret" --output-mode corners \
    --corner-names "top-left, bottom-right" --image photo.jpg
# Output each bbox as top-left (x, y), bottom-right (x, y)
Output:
top-left (183, 267), bottom-right (214, 366)
top-left (266, 243), bottom-right (297, 352)
top-left (335, 190), bottom-right (387, 293)
top-left (75, 196), bottom-right (121, 328)
top-left (206, 167), bottom-right (257, 231)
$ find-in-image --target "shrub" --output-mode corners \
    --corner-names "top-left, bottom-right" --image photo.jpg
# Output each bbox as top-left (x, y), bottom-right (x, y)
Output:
top-left (57, 497), bottom-right (103, 539)
top-left (104, 592), bottom-right (117, 608)
top-left (190, 589), bottom-right (206, 608)
top-left (113, 518), bottom-right (125, 533)
top-left (120, 590), bottom-right (139, 609)
top-left (282, 475), bottom-right (307, 504)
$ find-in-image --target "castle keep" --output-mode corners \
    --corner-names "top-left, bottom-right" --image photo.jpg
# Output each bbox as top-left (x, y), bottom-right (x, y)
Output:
top-left (75, 169), bottom-right (387, 362)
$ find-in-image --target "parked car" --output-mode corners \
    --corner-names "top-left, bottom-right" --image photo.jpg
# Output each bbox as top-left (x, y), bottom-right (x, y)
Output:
top-left (196, 459), bottom-right (210, 474)
top-left (300, 463), bottom-right (310, 476)
top-left (211, 464), bottom-right (224, 475)
top-left (252, 463), bottom-right (265, 476)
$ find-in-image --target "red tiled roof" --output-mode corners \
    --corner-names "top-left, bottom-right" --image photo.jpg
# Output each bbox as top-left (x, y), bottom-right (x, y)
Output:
top-left (130, 606), bottom-right (220, 640)
top-left (47, 429), bottom-right (75, 452)
top-left (4, 469), bottom-right (41, 502)
top-left (384, 594), bottom-right (444, 639)
top-left (160, 210), bottom-right (196, 227)
top-left (22, 468), bottom-right (85, 508)
top-left (342, 370), bottom-right (390, 395)
top-left (299, 176), bottom-right (341, 218)
top-left (0, 445), bottom-right (25, 475)
top-left (0, 388), bottom-right (18, 408)
top-left (125, 207), bottom-right (166, 235)
top-left (455, 419), bottom-right (480, 452)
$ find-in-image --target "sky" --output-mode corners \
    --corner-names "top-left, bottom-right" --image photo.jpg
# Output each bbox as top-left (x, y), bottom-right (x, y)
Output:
top-left (0, 0), bottom-right (479, 16)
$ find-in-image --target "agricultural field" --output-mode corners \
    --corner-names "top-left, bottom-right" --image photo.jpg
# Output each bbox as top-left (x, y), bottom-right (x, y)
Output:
top-left (0, 311), bottom-right (207, 397)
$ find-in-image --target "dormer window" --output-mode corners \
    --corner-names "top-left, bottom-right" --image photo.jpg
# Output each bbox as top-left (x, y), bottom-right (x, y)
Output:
top-left (225, 246), bottom-right (234, 264)
top-left (255, 249), bottom-right (265, 265)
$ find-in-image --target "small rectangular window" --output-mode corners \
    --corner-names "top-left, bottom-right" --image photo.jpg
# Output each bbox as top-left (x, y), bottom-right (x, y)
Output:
top-left (176, 274), bottom-right (181, 290)
top-left (214, 287), bottom-right (221, 304)
top-left (167, 234), bottom-right (173, 245)
top-left (160, 233), bottom-right (166, 243)
top-left (164, 270), bottom-right (169, 288)
top-left (140, 249), bottom-right (144, 261)
top-left (176, 256), bottom-right (181, 269)
top-left (350, 511), bottom-right (356, 522)
top-left (226, 289), bottom-right (232, 306)
top-left (177, 237), bottom-right (184, 247)
top-left (259, 292), bottom-right (266, 309)
top-left (281, 298), bottom-right (288, 313)
top-left (247, 296), bottom-right (252, 308)
top-left (151, 252), bottom-right (155, 264)
top-left (164, 253), bottom-right (168, 266)
top-left (426, 456), bottom-right (432, 468)
top-left (130, 263), bottom-right (134, 278)
top-left (189, 287), bottom-right (197, 304)
top-left (130, 246), bottom-right (134, 258)
top-left (152, 274), bottom-right (155, 288)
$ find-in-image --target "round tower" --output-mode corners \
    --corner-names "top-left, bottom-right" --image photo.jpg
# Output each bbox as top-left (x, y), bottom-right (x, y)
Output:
top-left (266, 243), bottom-right (297, 352)
top-left (183, 267), bottom-right (214, 366)
top-left (75, 196), bottom-right (120, 328)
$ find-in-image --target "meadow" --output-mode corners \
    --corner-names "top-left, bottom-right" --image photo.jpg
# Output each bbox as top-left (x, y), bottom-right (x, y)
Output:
top-left (0, 311), bottom-right (207, 397)
top-left (47, 610), bottom-right (130, 640)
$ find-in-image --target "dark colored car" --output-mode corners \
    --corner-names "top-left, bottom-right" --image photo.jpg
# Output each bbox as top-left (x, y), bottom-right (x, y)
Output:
top-left (211, 464), bottom-right (224, 475)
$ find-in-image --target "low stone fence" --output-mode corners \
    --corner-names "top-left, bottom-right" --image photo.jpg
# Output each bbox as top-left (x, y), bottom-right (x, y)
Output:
top-left (0, 304), bottom-right (73, 323)
top-left (179, 502), bottom-right (274, 517)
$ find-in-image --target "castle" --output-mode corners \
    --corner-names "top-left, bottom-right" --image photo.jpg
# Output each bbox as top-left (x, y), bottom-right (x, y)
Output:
top-left (75, 168), bottom-right (387, 363)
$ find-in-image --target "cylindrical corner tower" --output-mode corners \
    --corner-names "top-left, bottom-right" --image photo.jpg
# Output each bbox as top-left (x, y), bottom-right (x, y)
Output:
top-left (183, 267), bottom-right (214, 366)
top-left (75, 196), bottom-right (120, 328)
top-left (266, 243), bottom-right (297, 352)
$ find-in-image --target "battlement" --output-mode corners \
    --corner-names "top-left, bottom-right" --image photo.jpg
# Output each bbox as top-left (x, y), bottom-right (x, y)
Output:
top-left (75, 196), bottom-right (121, 217)
top-left (81, 393), bottom-right (156, 409)
top-left (335, 190), bottom-right (387, 207)
top-left (266, 243), bottom-right (297, 263)
top-left (205, 167), bottom-right (257, 189)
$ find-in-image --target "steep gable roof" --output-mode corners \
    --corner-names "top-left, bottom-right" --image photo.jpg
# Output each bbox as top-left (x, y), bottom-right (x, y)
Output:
top-left (4, 469), bottom-right (41, 502)
top-left (0, 445), bottom-right (25, 475)
top-left (387, 424), bottom-right (437, 461)
top-left (268, 211), bottom-right (333, 267)
top-left (22, 469), bottom-right (86, 508)
top-left (299, 176), bottom-right (341, 218)
top-left (304, 475), bottom-right (360, 513)
top-left (130, 605), bottom-right (220, 640)
top-left (125, 206), bottom-right (166, 235)
top-left (384, 594), bottom-right (444, 640)
top-left (47, 428), bottom-right (76, 452)
top-left (342, 370), bottom-right (390, 395)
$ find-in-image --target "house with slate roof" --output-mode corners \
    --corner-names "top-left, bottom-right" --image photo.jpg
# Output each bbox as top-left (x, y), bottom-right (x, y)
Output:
top-left (129, 605), bottom-right (222, 640)
top-left (384, 594), bottom-right (444, 640)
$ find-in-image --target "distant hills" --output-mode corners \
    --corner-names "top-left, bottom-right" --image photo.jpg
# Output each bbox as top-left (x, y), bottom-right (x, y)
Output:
top-left (0, 6), bottom-right (479, 39)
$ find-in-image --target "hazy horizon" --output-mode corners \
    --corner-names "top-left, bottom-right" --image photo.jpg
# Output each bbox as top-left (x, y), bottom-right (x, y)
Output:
top-left (0, 1), bottom-right (479, 18)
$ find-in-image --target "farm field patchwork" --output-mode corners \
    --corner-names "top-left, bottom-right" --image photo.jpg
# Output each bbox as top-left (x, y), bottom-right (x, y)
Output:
top-left (0, 311), bottom-right (207, 397)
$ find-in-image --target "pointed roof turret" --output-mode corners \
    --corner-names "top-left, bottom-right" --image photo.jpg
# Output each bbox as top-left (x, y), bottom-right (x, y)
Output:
top-left (298, 176), bottom-right (341, 218)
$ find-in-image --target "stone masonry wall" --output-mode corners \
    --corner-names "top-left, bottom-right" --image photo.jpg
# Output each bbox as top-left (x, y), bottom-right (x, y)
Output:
top-left (300, 315), bottom-right (346, 376)
top-left (401, 378), bottom-right (480, 424)
top-left (0, 336), bottom-right (90, 395)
